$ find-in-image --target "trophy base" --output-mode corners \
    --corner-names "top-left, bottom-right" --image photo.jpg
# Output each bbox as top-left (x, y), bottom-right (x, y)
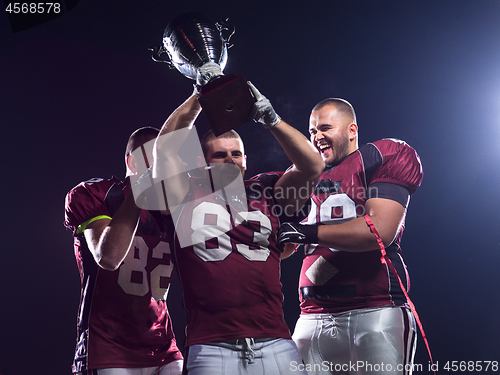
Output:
top-left (198, 73), bottom-right (256, 137)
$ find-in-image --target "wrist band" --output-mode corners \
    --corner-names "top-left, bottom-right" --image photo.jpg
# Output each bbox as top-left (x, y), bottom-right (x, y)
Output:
top-left (303, 223), bottom-right (319, 244)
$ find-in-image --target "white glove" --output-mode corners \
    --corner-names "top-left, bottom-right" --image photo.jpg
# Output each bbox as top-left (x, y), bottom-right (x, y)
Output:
top-left (248, 82), bottom-right (281, 129)
top-left (196, 62), bottom-right (224, 86)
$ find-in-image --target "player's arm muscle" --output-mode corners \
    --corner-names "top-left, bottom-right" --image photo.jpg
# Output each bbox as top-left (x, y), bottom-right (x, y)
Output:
top-left (317, 197), bottom-right (406, 252)
top-left (153, 94), bottom-right (202, 214)
top-left (84, 193), bottom-right (141, 270)
top-left (269, 120), bottom-right (324, 213)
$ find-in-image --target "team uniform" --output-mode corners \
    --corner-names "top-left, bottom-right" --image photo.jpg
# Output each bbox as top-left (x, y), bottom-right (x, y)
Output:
top-left (171, 173), bottom-right (305, 375)
top-left (292, 139), bottom-right (423, 375)
top-left (64, 177), bottom-right (183, 375)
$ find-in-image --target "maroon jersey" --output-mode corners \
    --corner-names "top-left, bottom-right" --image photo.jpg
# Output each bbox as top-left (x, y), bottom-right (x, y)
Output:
top-left (299, 139), bottom-right (423, 314)
top-left (172, 173), bottom-right (292, 347)
top-left (64, 177), bottom-right (182, 373)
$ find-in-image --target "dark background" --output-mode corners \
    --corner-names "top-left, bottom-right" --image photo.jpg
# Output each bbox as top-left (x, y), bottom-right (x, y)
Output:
top-left (1, 1), bottom-right (499, 374)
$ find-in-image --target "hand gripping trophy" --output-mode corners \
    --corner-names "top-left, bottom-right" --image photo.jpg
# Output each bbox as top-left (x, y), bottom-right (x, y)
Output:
top-left (150, 12), bottom-right (256, 136)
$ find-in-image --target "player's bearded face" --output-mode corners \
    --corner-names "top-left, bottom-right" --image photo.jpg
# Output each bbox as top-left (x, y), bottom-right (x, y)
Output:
top-left (310, 107), bottom-right (352, 167)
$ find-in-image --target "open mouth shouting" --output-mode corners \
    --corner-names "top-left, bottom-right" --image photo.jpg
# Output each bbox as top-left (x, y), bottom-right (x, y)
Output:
top-left (317, 142), bottom-right (332, 158)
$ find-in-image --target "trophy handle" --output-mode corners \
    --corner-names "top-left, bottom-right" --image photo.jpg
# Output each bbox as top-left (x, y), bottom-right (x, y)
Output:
top-left (216, 18), bottom-right (235, 49)
top-left (149, 44), bottom-right (175, 67)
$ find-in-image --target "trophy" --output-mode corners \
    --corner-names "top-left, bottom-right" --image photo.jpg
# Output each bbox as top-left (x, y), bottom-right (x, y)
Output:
top-left (150, 12), bottom-right (256, 136)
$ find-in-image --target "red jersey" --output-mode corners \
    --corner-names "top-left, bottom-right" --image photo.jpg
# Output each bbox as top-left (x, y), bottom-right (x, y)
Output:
top-left (299, 139), bottom-right (423, 314)
top-left (172, 173), bottom-right (292, 346)
top-left (64, 177), bottom-right (182, 373)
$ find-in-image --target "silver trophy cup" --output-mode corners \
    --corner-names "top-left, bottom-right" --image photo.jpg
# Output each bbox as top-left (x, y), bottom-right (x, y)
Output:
top-left (151, 12), bottom-right (230, 79)
top-left (150, 13), bottom-right (255, 136)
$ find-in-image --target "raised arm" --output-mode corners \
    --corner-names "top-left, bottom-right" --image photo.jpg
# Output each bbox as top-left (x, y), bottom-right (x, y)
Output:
top-left (157, 94), bottom-right (202, 138)
top-left (152, 94), bottom-right (202, 214)
top-left (151, 63), bottom-right (224, 214)
top-left (248, 82), bottom-right (324, 214)
top-left (269, 120), bottom-right (324, 214)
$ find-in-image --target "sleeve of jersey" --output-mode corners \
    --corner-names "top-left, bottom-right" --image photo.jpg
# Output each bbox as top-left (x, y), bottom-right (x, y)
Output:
top-left (249, 171), bottom-right (285, 187)
top-left (249, 170), bottom-right (309, 222)
top-left (64, 181), bottom-right (112, 235)
top-left (370, 139), bottom-right (423, 195)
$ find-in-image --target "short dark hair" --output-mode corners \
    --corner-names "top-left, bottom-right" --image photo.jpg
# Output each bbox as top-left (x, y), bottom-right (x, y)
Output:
top-left (312, 98), bottom-right (357, 124)
top-left (200, 129), bottom-right (242, 158)
top-left (125, 127), bottom-right (160, 157)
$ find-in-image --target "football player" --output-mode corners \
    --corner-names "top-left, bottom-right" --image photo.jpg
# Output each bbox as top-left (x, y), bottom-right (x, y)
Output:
top-left (149, 63), bottom-right (324, 374)
top-left (64, 127), bottom-right (183, 375)
top-left (278, 98), bottom-right (423, 375)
